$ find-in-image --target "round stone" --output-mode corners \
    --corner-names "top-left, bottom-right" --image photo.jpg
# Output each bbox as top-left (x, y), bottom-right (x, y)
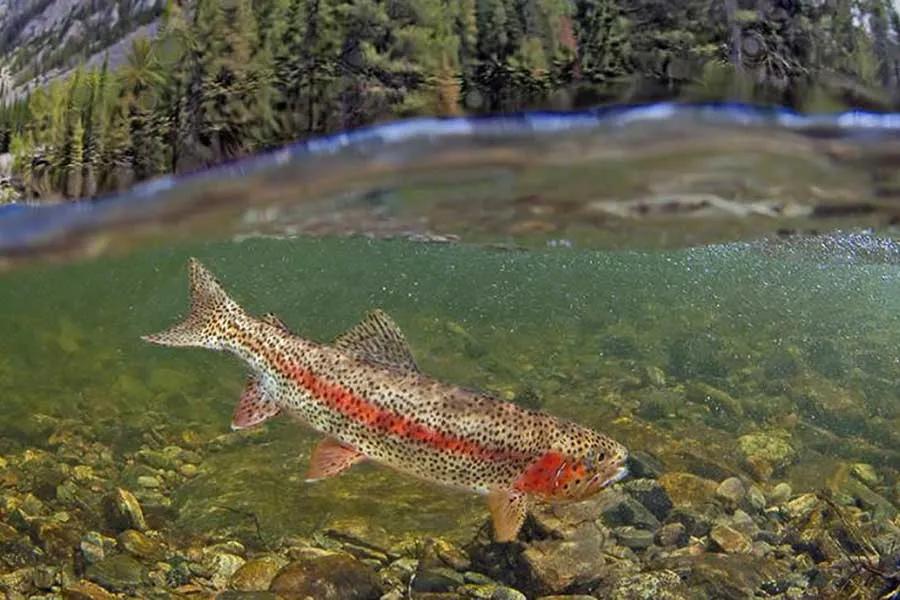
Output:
top-left (716, 477), bottom-right (746, 504)
top-left (769, 482), bottom-right (792, 505)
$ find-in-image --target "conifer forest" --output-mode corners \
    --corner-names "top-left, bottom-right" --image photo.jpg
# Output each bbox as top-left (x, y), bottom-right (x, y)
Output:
top-left (1, 0), bottom-right (899, 201)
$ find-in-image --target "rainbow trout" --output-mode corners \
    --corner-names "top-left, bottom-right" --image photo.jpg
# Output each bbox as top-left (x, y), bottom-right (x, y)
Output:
top-left (143, 259), bottom-right (628, 541)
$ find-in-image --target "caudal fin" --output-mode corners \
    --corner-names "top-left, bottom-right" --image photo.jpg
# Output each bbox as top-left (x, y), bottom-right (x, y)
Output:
top-left (142, 258), bottom-right (244, 348)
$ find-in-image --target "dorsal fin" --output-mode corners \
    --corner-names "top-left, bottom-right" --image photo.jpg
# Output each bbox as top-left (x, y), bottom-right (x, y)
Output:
top-left (334, 310), bottom-right (419, 373)
top-left (262, 312), bottom-right (291, 334)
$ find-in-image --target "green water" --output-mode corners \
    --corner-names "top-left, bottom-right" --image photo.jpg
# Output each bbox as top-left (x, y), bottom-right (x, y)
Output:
top-left (1, 234), bottom-right (899, 596)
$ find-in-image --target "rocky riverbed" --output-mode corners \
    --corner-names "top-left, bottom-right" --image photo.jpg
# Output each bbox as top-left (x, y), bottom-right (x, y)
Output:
top-left (0, 398), bottom-right (897, 599)
top-left (0, 240), bottom-right (899, 599)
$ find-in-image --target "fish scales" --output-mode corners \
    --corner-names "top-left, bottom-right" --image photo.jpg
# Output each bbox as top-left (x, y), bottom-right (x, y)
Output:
top-left (230, 317), bottom-right (549, 491)
top-left (144, 258), bottom-right (629, 541)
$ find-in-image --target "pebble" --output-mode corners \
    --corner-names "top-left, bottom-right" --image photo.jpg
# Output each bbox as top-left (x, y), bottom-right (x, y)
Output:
top-left (746, 485), bottom-right (766, 511)
top-left (206, 552), bottom-right (246, 589)
top-left (613, 526), bottom-right (655, 550)
top-left (62, 580), bottom-right (117, 600)
top-left (228, 555), bottom-right (286, 591)
top-left (769, 482), bottom-right (792, 504)
top-left (85, 554), bottom-right (146, 591)
top-left (269, 553), bottom-right (382, 599)
top-left (463, 571), bottom-right (496, 585)
top-left (179, 463), bottom-right (198, 478)
top-left (624, 478), bottom-right (673, 520)
top-left (80, 531), bottom-right (116, 564)
top-left (658, 472), bottom-right (718, 507)
top-left (710, 524), bottom-right (752, 554)
top-left (136, 475), bottom-right (161, 489)
top-left (460, 583), bottom-right (527, 599)
top-left (72, 465), bottom-right (95, 482)
top-left (598, 488), bottom-right (660, 530)
top-left (851, 463), bottom-right (880, 486)
top-left (102, 489), bottom-right (146, 532)
top-left (715, 477), bottom-right (746, 504)
top-left (32, 565), bottom-right (57, 589)
top-left (411, 567), bottom-right (465, 592)
top-left (137, 449), bottom-right (179, 471)
top-left (730, 509), bottom-right (757, 537)
top-left (117, 529), bottom-right (165, 560)
top-left (655, 522), bottom-right (688, 547)
top-left (784, 493), bottom-right (818, 519)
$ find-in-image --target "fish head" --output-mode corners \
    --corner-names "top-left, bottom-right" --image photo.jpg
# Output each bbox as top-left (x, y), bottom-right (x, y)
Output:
top-left (572, 435), bottom-right (630, 499)
top-left (517, 428), bottom-right (629, 502)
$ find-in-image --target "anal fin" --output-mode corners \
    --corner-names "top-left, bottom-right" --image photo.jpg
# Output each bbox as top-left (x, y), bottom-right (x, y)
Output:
top-left (487, 488), bottom-right (527, 543)
top-left (306, 437), bottom-right (366, 482)
top-left (231, 376), bottom-right (280, 430)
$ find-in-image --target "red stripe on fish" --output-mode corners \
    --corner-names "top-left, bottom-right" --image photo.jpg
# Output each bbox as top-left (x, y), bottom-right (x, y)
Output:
top-left (284, 362), bottom-right (521, 462)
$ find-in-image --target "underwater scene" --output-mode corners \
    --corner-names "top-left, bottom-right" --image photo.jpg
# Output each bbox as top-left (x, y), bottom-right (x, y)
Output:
top-left (0, 110), bottom-right (899, 600)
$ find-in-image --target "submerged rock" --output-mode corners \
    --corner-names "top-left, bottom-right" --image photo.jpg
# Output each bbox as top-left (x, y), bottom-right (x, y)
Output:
top-left (736, 430), bottom-right (795, 480)
top-left (613, 526), bottom-right (655, 550)
top-left (470, 489), bottom-right (637, 596)
top-left (459, 583), bottom-right (528, 600)
top-left (101, 488), bottom-right (146, 532)
top-left (268, 552), bottom-right (381, 599)
top-left (80, 531), bottom-right (117, 564)
top-left (84, 554), bottom-right (146, 592)
top-left (710, 524), bottom-right (752, 554)
top-left (658, 472), bottom-right (718, 508)
top-left (850, 463), bottom-right (881, 486)
top-left (623, 478), bottom-right (673, 521)
top-left (206, 551), bottom-right (246, 589)
top-left (229, 555), bottom-right (288, 591)
top-left (597, 488), bottom-right (661, 530)
top-left (664, 507), bottom-right (712, 538)
top-left (746, 485), bottom-right (766, 512)
top-left (61, 580), bottom-right (117, 600)
top-left (784, 493), bottom-right (819, 520)
top-left (655, 522), bottom-right (688, 547)
top-left (678, 553), bottom-right (781, 599)
top-left (411, 567), bottom-right (465, 592)
top-left (605, 570), bottom-right (688, 600)
top-left (117, 529), bottom-right (165, 561)
top-left (715, 477), bottom-right (746, 505)
top-left (768, 482), bottom-right (792, 505)
top-left (685, 382), bottom-right (744, 421)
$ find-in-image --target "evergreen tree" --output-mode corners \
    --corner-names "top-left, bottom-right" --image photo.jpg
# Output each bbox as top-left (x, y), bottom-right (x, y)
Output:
top-left (121, 37), bottom-right (166, 180)
top-left (65, 117), bottom-right (84, 197)
top-left (82, 57), bottom-right (111, 197)
top-left (157, 0), bottom-right (192, 173)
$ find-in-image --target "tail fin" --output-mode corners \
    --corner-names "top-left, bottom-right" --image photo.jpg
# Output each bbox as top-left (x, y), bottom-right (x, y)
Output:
top-left (142, 258), bottom-right (244, 348)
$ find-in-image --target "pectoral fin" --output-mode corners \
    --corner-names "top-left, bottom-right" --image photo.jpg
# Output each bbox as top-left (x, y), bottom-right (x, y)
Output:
top-left (306, 437), bottom-right (366, 482)
top-left (231, 375), bottom-right (280, 430)
top-left (487, 488), bottom-right (527, 543)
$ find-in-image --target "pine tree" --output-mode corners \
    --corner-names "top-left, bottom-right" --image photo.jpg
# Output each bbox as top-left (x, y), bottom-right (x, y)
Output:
top-left (82, 57), bottom-right (111, 197)
top-left (122, 37), bottom-right (166, 180)
top-left (157, 0), bottom-right (192, 173)
top-left (65, 117), bottom-right (84, 197)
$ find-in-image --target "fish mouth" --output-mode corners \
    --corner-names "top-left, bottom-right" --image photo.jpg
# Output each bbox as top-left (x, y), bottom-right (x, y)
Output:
top-left (600, 465), bottom-right (629, 488)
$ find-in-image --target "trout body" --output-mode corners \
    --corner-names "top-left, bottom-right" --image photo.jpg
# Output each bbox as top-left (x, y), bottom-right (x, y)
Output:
top-left (144, 259), bottom-right (629, 540)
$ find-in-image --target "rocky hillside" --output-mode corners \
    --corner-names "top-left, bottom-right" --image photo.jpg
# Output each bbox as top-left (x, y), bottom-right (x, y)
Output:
top-left (0, 0), bottom-right (164, 102)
